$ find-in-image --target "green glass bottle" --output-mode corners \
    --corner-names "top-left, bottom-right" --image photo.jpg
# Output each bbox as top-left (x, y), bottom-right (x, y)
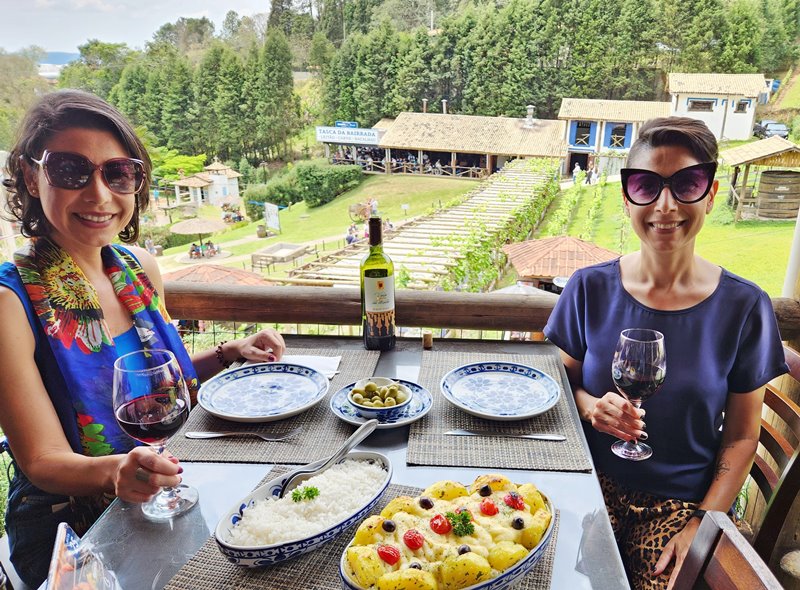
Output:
top-left (361, 217), bottom-right (396, 350)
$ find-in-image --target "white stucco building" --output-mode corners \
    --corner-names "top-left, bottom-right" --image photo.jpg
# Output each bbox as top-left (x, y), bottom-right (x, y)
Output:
top-left (668, 73), bottom-right (769, 141)
top-left (172, 158), bottom-right (242, 207)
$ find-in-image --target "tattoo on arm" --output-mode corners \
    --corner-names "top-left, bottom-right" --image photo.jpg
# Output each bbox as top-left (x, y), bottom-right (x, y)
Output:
top-left (713, 444), bottom-right (735, 481)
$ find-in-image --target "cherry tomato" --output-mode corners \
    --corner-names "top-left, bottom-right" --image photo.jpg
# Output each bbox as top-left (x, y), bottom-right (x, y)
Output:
top-left (403, 529), bottom-right (425, 550)
top-left (479, 498), bottom-right (499, 516)
top-left (377, 544), bottom-right (401, 565)
top-left (429, 513), bottom-right (452, 534)
top-left (503, 491), bottom-right (526, 510)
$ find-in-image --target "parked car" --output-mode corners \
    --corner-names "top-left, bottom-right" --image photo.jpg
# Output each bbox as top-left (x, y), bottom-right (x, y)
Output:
top-left (754, 121), bottom-right (789, 139)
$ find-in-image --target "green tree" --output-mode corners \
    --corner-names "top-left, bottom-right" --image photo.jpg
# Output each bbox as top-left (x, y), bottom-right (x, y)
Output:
top-left (0, 48), bottom-right (49, 149)
top-left (309, 31), bottom-right (336, 75)
top-left (213, 47), bottom-right (247, 161)
top-left (58, 40), bottom-right (132, 99)
top-left (759, 0), bottom-right (794, 73)
top-left (389, 28), bottom-right (434, 113)
top-left (109, 60), bottom-right (150, 126)
top-left (193, 43), bottom-right (226, 157)
top-left (717, 0), bottom-right (763, 72)
top-left (159, 54), bottom-right (196, 153)
top-left (352, 21), bottom-right (399, 125)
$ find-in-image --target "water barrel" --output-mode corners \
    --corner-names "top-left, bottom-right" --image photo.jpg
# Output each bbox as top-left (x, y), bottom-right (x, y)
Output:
top-left (757, 170), bottom-right (800, 219)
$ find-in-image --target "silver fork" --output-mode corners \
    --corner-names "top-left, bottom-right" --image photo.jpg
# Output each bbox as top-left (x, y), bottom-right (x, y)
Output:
top-left (184, 426), bottom-right (302, 442)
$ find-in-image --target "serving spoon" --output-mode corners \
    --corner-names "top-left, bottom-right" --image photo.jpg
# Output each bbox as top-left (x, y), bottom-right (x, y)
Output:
top-left (277, 419), bottom-right (378, 498)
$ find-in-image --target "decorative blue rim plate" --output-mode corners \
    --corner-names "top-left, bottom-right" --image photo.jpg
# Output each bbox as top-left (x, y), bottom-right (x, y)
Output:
top-left (329, 379), bottom-right (432, 429)
top-left (198, 363), bottom-right (329, 423)
top-left (440, 362), bottom-right (561, 421)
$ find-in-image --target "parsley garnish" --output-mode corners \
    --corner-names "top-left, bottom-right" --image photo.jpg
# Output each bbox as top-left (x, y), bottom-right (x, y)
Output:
top-left (445, 510), bottom-right (475, 536)
top-left (291, 486), bottom-right (320, 502)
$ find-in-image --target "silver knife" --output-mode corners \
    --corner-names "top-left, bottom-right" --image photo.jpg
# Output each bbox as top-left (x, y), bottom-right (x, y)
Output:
top-left (444, 429), bottom-right (566, 441)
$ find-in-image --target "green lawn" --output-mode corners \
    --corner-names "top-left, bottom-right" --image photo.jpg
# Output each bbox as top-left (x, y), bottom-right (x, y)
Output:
top-left (158, 175), bottom-right (479, 271)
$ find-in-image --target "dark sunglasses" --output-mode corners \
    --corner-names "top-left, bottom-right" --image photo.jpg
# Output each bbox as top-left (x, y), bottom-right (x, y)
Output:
top-left (620, 162), bottom-right (717, 206)
top-left (30, 150), bottom-right (145, 194)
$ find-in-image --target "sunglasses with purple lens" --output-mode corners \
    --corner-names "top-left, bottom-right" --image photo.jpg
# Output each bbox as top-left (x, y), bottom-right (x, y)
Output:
top-left (30, 150), bottom-right (145, 194)
top-left (620, 162), bottom-right (717, 206)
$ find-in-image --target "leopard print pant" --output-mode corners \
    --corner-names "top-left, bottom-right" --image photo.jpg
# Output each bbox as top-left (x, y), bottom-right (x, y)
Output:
top-left (598, 472), bottom-right (700, 590)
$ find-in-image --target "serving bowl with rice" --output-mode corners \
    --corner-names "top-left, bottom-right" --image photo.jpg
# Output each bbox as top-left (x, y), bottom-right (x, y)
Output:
top-left (215, 451), bottom-right (391, 566)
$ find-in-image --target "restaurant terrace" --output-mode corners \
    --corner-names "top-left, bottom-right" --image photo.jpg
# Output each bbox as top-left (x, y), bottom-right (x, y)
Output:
top-left (321, 110), bottom-right (567, 178)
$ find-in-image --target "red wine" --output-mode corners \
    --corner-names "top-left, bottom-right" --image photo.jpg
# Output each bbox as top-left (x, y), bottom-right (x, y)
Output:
top-left (116, 395), bottom-right (188, 445)
top-left (612, 364), bottom-right (665, 402)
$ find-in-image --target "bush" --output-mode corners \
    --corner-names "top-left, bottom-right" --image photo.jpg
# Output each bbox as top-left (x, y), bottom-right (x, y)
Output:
top-left (295, 162), bottom-right (363, 208)
top-left (244, 177), bottom-right (301, 220)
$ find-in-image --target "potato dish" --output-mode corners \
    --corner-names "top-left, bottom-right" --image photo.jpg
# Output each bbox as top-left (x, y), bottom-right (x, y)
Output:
top-left (342, 474), bottom-right (552, 590)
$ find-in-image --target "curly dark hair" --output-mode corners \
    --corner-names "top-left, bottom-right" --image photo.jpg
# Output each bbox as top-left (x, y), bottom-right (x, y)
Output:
top-left (2, 89), bottom-right (151, 243)
top-left (627, 116), bottom-right (719, 167)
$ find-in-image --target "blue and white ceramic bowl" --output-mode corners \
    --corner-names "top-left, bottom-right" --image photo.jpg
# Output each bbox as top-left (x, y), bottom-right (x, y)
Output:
top-left (347, 377), bottom-right (413, 420)
top-left (338, 493), bottom-right (555, 590)
top-left (215, 451), bottom-right (392, 567)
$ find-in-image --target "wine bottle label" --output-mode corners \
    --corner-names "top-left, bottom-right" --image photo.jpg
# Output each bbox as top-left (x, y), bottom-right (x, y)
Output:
top-left (364, 276), bottom-right (395, 337)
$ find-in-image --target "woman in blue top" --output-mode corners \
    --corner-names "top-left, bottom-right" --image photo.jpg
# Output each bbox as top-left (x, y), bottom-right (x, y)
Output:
top-left (544, 117), bottom-right (787, 590)
top-left (0, 90), bottom-right (286, 586)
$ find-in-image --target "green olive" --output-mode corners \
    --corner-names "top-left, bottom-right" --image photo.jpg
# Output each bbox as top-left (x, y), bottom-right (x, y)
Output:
top-left (351, 393), bottom-right (365, 404)
top-left (362, 401), bottom-right (374, 407)
top-left (351, 387), bottom-right (366, 396)
top-left (395, 391), bottom-right (408, 403)
top-left (373, 400), bottom-right (384, 407)
top-left (364, 382), bottom-right (378, 393)
top-left (384, 398), bottom-right (397, 407)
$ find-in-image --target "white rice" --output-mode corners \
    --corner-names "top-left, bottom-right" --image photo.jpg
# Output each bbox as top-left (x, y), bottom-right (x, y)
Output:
top-left (227, 459), bottom-right (387, 546)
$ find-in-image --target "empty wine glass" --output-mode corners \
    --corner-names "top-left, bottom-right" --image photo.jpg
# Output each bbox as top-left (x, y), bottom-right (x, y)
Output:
top-left (610, 328), bottom-right (666, 461)
top-left (112, 349), bottom-right (198, 520)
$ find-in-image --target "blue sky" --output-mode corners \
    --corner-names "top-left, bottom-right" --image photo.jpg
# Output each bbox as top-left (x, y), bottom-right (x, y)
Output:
top-left (0, 0), bottom-right (268, 53)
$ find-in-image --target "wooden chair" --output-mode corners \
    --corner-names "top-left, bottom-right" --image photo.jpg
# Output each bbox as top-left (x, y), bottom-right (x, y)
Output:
top-left (673, 511), bottom-right (782, 590)
top-left (748, 344), bottom-right (800, 562)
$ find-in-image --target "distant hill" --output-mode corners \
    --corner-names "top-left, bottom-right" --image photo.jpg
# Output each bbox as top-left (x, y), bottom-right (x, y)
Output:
top-left (43, 52), bottom-right (79, 65)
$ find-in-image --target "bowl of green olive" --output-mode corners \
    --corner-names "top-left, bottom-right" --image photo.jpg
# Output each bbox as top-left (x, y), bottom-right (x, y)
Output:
top-left (347, 377), bottom-right (413, 420)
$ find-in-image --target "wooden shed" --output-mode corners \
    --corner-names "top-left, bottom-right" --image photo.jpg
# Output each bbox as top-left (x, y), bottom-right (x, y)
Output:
top-left (720, 136), bottom-right (800, 221)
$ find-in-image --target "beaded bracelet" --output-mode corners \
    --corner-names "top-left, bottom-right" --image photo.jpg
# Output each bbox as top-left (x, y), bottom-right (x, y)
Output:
top-left (216, 341), bottom-right (231, 369)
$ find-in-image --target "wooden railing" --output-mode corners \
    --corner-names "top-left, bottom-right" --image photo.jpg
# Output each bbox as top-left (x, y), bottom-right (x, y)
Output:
top-left (164, 283), bottom-right (800, 339)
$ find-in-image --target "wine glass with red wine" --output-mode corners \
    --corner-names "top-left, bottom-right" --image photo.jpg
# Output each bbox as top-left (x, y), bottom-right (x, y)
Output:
top-left (610, 328), bottom-right (666, 461)
top-left (112, 349), bottom-right (198, 520)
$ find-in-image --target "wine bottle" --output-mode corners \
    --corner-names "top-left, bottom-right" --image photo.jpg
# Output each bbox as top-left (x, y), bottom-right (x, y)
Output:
top-left (361, 216), bottom-right (396, 350)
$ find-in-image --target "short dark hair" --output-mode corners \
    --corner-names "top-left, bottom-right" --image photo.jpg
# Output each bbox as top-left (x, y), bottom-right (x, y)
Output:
top-left (627, 116), bottom-right (718, 166)
top-left (2, 89), bottom-right (151, 242)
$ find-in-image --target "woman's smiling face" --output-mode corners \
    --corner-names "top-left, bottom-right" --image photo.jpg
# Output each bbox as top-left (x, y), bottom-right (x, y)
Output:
top-left (623, 145), bottom-right (717, 256)
top-left (25, 127), bottom-right (137, 255)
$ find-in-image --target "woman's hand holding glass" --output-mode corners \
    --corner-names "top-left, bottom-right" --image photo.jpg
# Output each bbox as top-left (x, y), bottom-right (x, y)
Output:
top-left (112, 349), bottom-right (198, 520)
top-left (610, 328), bottom-right (666, 461)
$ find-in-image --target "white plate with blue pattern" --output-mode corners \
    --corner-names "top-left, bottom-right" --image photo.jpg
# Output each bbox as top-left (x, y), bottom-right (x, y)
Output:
top-left (329, 379), bottom-right (433, 429)
top-left (440, 362), bottom-right (561, 421)
top-left (198, 363), bottom-right (329, 423)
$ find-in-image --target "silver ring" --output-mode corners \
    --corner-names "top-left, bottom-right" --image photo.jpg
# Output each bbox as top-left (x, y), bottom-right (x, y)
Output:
top-left (135, 467), bottom-right (150, 483)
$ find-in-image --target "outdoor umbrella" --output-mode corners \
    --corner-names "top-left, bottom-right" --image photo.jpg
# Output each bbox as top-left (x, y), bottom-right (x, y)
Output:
top-left (170, 217), bottom-right (227, 246)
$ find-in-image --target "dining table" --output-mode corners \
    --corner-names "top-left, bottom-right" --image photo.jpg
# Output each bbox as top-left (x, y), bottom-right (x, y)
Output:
top-left (75, 336), bottom-right (631, 590)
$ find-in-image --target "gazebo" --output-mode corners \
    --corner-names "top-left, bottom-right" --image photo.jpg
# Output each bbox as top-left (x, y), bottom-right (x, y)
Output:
top-left (502, 236), bottom-right (620, 290)
top-left (721, 136), bottom-right (800, 221)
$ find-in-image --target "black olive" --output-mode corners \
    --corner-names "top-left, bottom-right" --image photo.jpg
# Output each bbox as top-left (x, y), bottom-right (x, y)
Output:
top-left (478, 484), bottom-right (492, 497)
top-left (419, 497), bottom-right (434, 509)
top-left (512, 516), bottom-right (525, 530)
top-left (382, 519), bottom-right (396, 533)
top-left (458, 544), bottom-right (471, 555)
top-left (409, 562), bottom-right (422, 570)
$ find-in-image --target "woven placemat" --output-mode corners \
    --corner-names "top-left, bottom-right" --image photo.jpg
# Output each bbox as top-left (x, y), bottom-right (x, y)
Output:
top-left (165, 468), bottom-right (560, 590)
top-left (407, 351), bottom-right (592, 472)
top-left (169, 349), bottom-right (379, 464)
